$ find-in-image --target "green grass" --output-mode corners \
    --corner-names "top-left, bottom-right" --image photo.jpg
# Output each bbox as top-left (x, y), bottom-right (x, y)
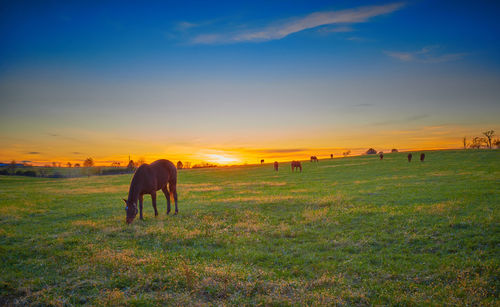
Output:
top-left (0, 150), bottom-right (499, 306)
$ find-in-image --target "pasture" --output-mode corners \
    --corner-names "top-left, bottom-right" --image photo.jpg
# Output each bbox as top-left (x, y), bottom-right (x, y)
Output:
top-left (0, 150), bottom-right (499, 305)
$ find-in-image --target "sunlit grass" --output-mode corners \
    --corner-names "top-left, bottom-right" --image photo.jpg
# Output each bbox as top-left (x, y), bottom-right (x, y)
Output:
top-left (0, 149), bottom-right (499, 305)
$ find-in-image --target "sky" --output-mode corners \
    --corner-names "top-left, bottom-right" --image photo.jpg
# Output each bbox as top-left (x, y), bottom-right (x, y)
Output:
top-left (1, 0), bottom-right (499, 165)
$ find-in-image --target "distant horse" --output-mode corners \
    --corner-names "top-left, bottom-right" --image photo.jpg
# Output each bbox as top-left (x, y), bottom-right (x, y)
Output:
top-left (261, 159), bottom-right (264, 164)
top-left (420, 153), bottom-right (425, 162)
top-left (291, 161), bottom-right (302, 172)
top-left (408, 153), bottom-right (413, 162)
top-left (379, 153), bottom-right (384, 160)
top-left (122, 159), bottom-right (178, 224)
top-left (310, 156), bottom-right (318, 163)
top-left (274, 161), bottom-right (278, 171)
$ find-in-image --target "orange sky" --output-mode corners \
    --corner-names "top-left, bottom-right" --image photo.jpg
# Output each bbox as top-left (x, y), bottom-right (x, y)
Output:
top-left (1, 123), bottom-right (494, 166)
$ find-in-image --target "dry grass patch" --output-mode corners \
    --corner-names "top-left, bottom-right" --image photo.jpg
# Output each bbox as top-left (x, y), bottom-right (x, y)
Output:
top-left (415, 200), bottom-right (461, 215)
top-left (302, 207), bottom-right (330, 223)
top-left (72, 220), bottom-right (99, 228)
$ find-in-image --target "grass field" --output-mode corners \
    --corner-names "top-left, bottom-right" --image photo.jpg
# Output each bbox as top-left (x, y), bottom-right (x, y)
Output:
top-left (1, 150), bottom-right (499, 306)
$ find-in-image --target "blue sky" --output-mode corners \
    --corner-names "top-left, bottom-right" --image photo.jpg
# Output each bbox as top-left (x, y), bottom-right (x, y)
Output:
top-left (1, 0), bottom-right (499, 164)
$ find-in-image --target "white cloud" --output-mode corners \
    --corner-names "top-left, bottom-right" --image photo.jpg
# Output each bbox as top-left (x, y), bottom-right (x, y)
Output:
top-left (385, 46), bottom-right (467, 63)
top-left (189, 2), bottom-right (405, 44)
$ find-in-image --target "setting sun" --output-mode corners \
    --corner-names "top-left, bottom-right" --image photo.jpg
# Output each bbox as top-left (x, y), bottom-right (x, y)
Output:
top-left (204, 154), bottom-right (240, 165)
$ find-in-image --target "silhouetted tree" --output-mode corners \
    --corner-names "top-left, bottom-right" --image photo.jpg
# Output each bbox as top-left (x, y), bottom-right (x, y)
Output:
top-left (8, 160), bottom-right (17, 174)
top-left (366, 148), bottom-right (377, 155)
top-left (127, 160), bottom-right (135, 171)
top-left (391, 148), bottom-right (398, 153)
top-left (184, 161), bottom-right (191, 169)
top-left (343, 150), bottom-right (351, 157)
top-left (470, 137), bottom-right (485, 149)
top-left (482, 130), bottom-right (495, 149)
top-left (177, 161), bottom-right (183, 169)
top-left (67, 162), bottom-right (72, 168)
top-left (136, 157), bottom-right (146, 167)
top-left (74, 163), bottom-right (80, 167)
top-left (462, 137), bottom-right (467, 149)
top-left (83, 157), bottom-right (94, 167)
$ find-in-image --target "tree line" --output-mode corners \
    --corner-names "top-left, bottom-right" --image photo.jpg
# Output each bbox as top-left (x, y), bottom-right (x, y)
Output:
top-left (463, 130), bottom-right (499, 149)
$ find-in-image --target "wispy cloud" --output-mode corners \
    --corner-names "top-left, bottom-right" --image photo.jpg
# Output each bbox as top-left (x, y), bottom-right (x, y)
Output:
top-left (373, 114), bottom-right (430, 126)
top-left (188, 2), bottom-right (405, 44)
top-left (384, 46), bottom-right (467, 63)
top-left (27, 151), bottom-right (41, 155)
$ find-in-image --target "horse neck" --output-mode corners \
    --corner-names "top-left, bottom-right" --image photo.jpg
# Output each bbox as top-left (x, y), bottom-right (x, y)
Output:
top-left (127, 180), bottom-right (140, 205)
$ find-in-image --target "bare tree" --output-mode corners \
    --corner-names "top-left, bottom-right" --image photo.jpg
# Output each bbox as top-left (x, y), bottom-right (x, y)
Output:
top-left (136, 157), bottom-right (146, 167)
top-left (463, 137), bottom-right (467, 149)
top-left (184, 161), bottom-right (191, 169)
top-left (343, 150), bottom-right (351, 157)
top-left (482, 130), bottom-right (495, 149)
top-left (83, 157), bottom-right (94, 167)
top-left (177, 161), bottom-right (183, 169)
top-left (67, 162), bottom-right (72, 168)
top-left (470, 137), bottom-right (485, 149)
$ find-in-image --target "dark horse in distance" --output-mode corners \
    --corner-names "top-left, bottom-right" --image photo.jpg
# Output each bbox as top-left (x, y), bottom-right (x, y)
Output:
top-left (310, 156), bottom-right (318, 163)
top-left (291, 161), bottom-right (302, 172)
top-left (123, 159), bottom-right (178, 224)
top-left (274, 161), bottom-right (279, 171)
top-left (408, 153), bottom-right (413, 162)
top-left (420, 153), bottom-right (425, 162)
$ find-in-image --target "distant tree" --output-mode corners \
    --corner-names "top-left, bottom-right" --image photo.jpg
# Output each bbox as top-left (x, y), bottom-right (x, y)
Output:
top-left (136, 157), bottom-right (146, 167)
top-left (343, 150), bottom-right (351, 157)
top-left (184, 161), bottom-right (191, 169)
top-left (111, 162), bottom-right (120, 167)
top-left (67, 162), bottom-right (72, 168)
top-left (83, 157), bottom-right (94, 167)
top-left (366, 148), bottom-right (377, 155)
top-left (127, 160), bottom-right (135, 171)
top-left (52, 162), bottom-right (57, 168)
top-left (391, 148), bottom-right (398, 153)
top-left (470, 137), bottom-right (485, 149)
top-left (330, 154), bottom-right (333, 159)
top-left (462, 137), bottom-right (467, 149)
top-left (8, 160), bottom-right (17, 174)
top-left (494, 139), bottom-right (500, 149)
top-left (74, 163), bottom-right (80, 168)
top-left (177, 161), bottom-right (183, 169)
top-left (482, 130), bottom-right (495, 149)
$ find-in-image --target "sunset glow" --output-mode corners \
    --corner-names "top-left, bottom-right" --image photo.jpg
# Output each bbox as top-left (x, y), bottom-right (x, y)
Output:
top-left (1, 1), bottom-right (499, 166)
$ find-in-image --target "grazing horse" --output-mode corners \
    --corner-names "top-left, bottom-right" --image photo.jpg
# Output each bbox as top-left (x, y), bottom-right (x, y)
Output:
top-left (379, 153), bottom-right (384, 160)
top-left (291, 161), bottom-right (302, 172)
top-left (420, 153), bottom-right (425, 162)
top-left (261, 159), bottom-right (264, 164)
top-left (123, 159), bottom-right (178, 224)
top-left (310, 156), bottom-right (318, 163)
top-left (274, 161), bottom-right (278, 171)
top-left (408, 153), bottom-right (413, 162)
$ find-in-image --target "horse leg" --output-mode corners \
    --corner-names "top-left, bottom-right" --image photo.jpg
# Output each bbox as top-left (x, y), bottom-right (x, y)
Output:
top-left (170, 183), bottom-right (178, 215)
top-left (139, 194), bottom-right (144, 220)
top-left (162, 186), bottom-right (171, 215)
top-left (151, 191), bottom-right (158, 217)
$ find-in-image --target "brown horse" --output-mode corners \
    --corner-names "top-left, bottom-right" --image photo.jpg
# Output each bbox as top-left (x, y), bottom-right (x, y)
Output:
top-left (379, 152), bottom-right (384, 160)
top-left (310, 156), bottom-right (318, 163)
top-left (408, 153), bottom-right (413, 162)
top-left (274, 161), bottom-right (278, 171)
top-left (420, 153), bottom-right (425, 162)
top-left (123, 159), bottom-right (178, 224)
top-left (291, 161), bottom-right (302, 172)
